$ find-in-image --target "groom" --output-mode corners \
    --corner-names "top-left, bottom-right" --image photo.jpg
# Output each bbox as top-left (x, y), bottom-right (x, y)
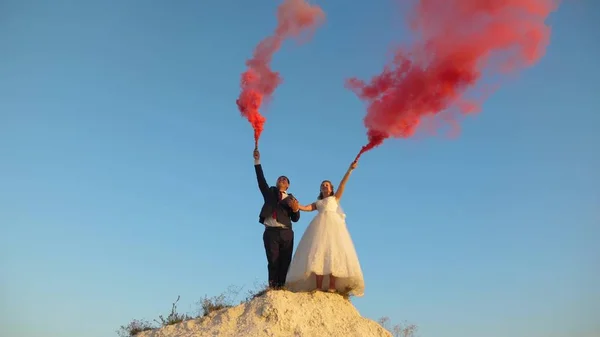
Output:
top-left (253, 148), bottom-right (300, 289)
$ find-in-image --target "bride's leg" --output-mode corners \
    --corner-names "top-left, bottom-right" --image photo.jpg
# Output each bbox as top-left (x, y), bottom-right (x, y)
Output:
top-left (316, 274), bottom-right (324, 290)
top-left (328, 274), bottom-right (336, 291)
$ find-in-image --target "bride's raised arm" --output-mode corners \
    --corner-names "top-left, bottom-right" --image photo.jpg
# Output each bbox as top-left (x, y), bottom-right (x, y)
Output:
top-left (335, 161), bottom-right (358, 201)
top-left (297, 202), bottom-right (317, 212)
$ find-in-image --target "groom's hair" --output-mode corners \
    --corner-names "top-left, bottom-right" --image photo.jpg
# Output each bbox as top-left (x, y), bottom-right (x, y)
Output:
top-left (317, 180), bottom-right (335, 200)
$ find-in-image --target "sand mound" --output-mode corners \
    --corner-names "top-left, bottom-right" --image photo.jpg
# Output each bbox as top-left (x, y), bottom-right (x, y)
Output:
top-left (138, 290), bottom-right (392, 337)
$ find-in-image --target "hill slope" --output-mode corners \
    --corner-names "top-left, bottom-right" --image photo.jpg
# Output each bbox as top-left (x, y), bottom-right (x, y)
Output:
top-left (138, 289), bottom-right (392, 337)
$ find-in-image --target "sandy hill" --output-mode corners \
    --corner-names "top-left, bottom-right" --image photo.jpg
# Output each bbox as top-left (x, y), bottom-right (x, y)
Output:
top-left (137, 289), bottom-right (392, 337)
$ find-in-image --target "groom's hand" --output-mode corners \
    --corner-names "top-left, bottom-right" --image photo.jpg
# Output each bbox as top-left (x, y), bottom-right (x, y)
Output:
top-left (289, 199), bottom-right (300, 212)
top-left (253, 149), bottom-right (260, 160)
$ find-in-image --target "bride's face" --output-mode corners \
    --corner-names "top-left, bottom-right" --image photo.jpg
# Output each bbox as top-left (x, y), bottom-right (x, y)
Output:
top-left (320, 181), bottom-right (333, 196)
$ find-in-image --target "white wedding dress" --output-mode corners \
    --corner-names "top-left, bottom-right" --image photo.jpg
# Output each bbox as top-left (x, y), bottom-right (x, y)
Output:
top-left (285, 196), bottom-right (365, 296)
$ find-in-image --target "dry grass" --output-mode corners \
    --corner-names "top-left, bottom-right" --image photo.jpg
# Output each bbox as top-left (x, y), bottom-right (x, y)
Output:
top-left (155, 295), bottom-right (192, 326)
top-left (116, 319), bottom-right (154, 337)
top-left (378, 316), bottom-right (418, 337)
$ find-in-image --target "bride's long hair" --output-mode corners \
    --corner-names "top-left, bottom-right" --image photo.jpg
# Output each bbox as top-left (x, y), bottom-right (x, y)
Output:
top-left (317, 180), bottom-right (335, 199)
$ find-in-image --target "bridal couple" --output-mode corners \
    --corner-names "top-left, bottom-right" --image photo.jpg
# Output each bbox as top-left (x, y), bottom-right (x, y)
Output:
top-left (253, 148), bottom-right (365, 297)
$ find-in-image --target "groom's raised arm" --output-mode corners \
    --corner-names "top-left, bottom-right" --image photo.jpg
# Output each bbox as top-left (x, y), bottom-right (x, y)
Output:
top-left (253, 150), bottom-right (270, 199)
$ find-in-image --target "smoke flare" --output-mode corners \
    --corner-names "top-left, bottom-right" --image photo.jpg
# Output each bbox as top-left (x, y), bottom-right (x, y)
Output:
top-left (348, 0), bottom-right (559, 161)
top-left (236, 0), bottom-right (325, 148)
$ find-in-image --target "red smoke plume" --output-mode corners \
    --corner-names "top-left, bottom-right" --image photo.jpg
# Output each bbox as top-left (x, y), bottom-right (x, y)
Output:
top-left (348, 0), bottom-right (558, 162)
top-left (236, 0), bottom-right (325, 148)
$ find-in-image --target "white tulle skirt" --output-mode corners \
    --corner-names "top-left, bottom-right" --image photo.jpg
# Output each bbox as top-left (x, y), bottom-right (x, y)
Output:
top-left (285, 209), bottom-right (365, 296)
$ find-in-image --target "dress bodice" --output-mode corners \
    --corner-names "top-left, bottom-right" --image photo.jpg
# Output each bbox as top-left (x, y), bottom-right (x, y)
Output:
top-left (316, 196), bottom-right (339, 212)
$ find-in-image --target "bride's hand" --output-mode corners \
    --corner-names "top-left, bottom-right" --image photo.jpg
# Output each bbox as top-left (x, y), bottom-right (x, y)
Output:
top-left (349, 161), bottom-right (357, 171)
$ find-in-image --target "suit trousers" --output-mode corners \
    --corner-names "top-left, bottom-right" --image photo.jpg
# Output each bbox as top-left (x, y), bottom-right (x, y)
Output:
top-left (263, 227), bottom-right (294, 288)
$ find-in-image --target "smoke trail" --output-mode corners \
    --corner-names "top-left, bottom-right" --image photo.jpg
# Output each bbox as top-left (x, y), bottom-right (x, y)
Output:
top-left (348, 0), bottom-right (559, 161)
top-left (236, 0), bottom-right (325, 148)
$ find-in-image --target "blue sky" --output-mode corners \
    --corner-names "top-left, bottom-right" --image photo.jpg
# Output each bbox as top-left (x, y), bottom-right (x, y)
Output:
top-left (1, 1), bottom-right (598, 337)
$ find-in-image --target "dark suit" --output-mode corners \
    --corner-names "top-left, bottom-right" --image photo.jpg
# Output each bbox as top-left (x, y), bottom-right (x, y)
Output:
top-left (255, 163), bottom-right (300, 288)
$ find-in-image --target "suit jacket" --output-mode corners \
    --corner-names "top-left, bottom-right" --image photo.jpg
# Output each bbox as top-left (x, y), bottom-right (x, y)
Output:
top-left (254, 164), bottom-right (300, 229)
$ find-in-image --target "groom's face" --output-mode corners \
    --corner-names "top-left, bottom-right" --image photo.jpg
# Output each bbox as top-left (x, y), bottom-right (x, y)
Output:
top-left (276, 176), bottom-right (289, 191)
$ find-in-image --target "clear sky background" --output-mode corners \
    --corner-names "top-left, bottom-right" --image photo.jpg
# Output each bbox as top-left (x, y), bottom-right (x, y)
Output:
top-left (1, 1), bottom-right (598, 337)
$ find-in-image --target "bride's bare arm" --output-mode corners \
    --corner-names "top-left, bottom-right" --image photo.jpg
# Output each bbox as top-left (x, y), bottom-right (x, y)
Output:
top-left (298, 203), bottom-right (317, 212)
top-left (335, 161), bottom-right (358, 201)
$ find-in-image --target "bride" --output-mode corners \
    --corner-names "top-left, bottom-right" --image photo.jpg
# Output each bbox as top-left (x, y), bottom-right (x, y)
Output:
top-left (285, 161), bottom-right (365, 296)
